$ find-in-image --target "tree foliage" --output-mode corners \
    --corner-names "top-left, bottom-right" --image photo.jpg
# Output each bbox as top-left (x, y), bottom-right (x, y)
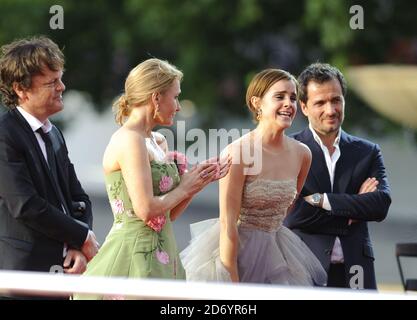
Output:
top-left (0, 0), bottom-right (416, 134)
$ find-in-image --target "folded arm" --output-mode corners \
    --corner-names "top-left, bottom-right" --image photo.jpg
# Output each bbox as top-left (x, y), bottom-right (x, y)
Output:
top-left (326, 144), bottom-right (391, 222)
top-left (286, 144), bottom-right (391, 234)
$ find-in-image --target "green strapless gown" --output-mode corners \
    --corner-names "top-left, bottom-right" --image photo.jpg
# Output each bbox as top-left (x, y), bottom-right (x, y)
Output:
top-left (73, 161), bottom-right (185, 299)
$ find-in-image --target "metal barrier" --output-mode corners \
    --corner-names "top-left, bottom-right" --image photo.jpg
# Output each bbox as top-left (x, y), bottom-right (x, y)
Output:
top-left (0, 270), bottom-right (415, 300)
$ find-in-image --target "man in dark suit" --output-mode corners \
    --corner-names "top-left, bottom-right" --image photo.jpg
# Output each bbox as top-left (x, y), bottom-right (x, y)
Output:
top-left (0, 36), bottom-right (99, 290)
top-left (284, 63), bottom-right (391, 289)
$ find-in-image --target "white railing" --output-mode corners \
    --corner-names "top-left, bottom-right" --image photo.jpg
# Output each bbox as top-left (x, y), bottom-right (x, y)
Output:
top-left (0, 270), bottom-right (415, 300)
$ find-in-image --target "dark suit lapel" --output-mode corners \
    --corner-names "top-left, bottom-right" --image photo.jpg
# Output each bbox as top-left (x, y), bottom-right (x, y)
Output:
top-left (11, 109), bottom-right (54, 181)
top-left (299, 128), bottom-right (332, 193)
top-left (11, 109), bottom-right (69, 211)
top-left (333, 131), bottom-right (356, 193)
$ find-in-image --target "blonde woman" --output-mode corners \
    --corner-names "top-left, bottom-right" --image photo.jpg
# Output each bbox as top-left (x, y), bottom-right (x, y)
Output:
top-left (73, 58), bottom-right (230, 299)
top-left (181, 69), bottom-right (326, 286)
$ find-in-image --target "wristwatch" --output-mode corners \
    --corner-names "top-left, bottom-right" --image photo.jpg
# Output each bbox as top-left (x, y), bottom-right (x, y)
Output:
top-left (311, 193), bottom-right (323, 207)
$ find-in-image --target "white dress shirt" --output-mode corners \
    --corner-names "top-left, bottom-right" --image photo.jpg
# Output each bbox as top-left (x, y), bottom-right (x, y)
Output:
top-left (309, 124), bottom-right (344, 263)
top-left (17, 107), bottom-right (53, 161)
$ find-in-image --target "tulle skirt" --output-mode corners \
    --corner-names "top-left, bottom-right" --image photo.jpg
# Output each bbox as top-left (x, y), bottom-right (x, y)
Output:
top-left (180, 218), bottom-right (327, 286)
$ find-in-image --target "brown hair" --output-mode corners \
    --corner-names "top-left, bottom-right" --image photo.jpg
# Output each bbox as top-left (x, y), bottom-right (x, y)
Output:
top-left (0, 35), bottom-right (64, 108)
top-left (246, 68), bottom-right (298, 123)
top-left (297, 62), bottom-right (347, 103)
top-left (113, 58), bottom-right (183, 125)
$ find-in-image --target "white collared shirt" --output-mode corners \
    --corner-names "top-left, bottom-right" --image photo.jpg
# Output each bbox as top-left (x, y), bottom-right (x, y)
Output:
top-left (17, 106), bottom-right (52, 162)
top-left (309, 124), bottom-right (344, 263)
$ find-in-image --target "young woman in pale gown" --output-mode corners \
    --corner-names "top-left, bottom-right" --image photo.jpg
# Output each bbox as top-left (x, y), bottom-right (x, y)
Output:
top-left (181, 69), bottom-right (327, 286)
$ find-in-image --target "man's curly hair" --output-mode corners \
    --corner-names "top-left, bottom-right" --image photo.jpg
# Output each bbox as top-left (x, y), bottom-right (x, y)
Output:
top-left (0, 36), bottom-right (64, 108)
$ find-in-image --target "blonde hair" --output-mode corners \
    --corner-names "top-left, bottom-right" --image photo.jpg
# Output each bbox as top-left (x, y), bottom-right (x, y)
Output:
top-left (246, 68), bottom-right (298, 123)
top-left (113, 58), bottom-right (183, 125)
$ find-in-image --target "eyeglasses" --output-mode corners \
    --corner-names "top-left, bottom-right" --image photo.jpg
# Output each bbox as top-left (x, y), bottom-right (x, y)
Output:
top-left (41, 78), bottom-right (64, 89)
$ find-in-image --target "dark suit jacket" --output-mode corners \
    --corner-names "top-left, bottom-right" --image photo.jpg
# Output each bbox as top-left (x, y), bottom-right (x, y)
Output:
top-left (0, 108), bottom-right (92, 272)
top-left (284, 128), bottom-right (391, 289)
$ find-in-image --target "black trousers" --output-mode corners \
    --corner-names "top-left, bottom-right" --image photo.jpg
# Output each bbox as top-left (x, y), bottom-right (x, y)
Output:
top-left (327, 263), bottom-right (348, 288)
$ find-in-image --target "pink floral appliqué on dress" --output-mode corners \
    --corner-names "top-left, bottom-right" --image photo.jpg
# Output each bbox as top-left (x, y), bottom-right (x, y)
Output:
top-left (155, 250), bottom-right (170, 265)
top-left (110, 199), bottom-right (124, 214)
top-left (165, 151), bottom-right (188, 176)
top-left (146, 215), bottom-right (167, 232)
top-left (159, 176), bottom-right (173, 193)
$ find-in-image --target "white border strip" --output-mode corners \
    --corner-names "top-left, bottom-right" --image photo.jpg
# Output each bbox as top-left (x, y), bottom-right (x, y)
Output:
top-left (0, 270), bottom-right (416, 300)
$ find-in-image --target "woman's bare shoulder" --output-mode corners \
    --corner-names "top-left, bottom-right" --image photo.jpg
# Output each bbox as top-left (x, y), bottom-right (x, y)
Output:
top-left (287, 136), bottom-right (311, 155)
top-left (103, 128), bottom-right (147, 170)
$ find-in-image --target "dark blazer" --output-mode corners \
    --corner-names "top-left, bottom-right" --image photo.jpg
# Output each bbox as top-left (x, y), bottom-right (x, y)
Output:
top-left (0, 108), bottom-right (92, 272)
top-left (284, 128), bottom-right (391, 289)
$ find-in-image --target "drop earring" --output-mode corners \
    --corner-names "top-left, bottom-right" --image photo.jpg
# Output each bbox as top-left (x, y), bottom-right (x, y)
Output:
top-left (153, 104), bottom-right (160, 120)
top-left (256, 108), bottom-right (262, 121)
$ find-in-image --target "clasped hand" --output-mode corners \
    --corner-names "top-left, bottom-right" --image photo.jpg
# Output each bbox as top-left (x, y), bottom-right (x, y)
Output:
top-left (180, 155), bottom-right (232, 196)
top-left (81, 230), bottom-right (100, 262)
